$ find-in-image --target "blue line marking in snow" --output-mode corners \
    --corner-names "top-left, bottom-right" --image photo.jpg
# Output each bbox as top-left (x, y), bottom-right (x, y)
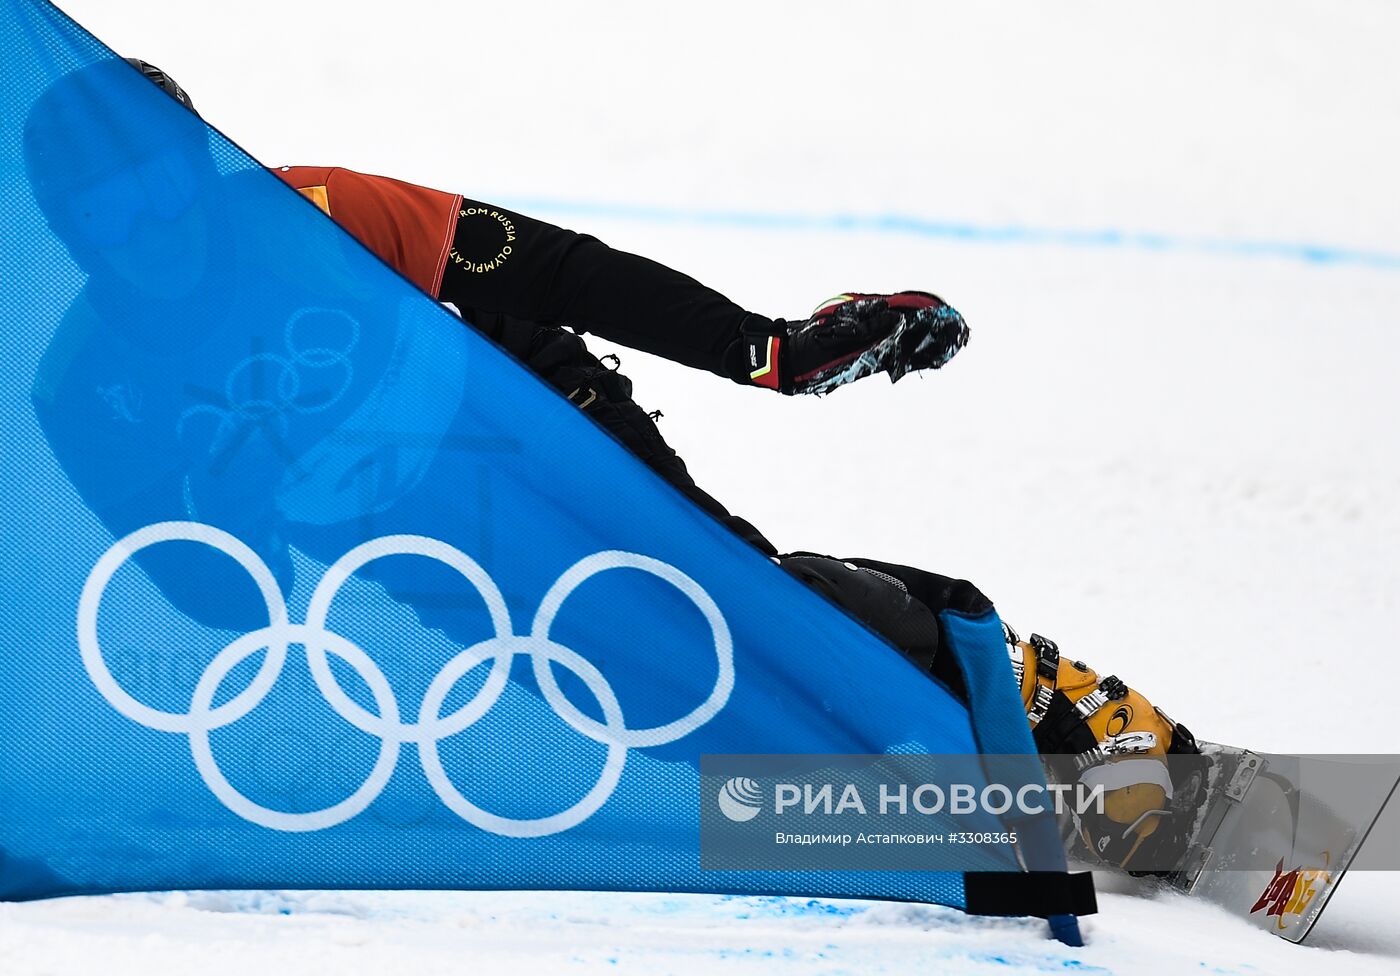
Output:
top-left (971, 954), bottom-right (1113, 973)
top-left (500, 197), bottom-right (1400, 271)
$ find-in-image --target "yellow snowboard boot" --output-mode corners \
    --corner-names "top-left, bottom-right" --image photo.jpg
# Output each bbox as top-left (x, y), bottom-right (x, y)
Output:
top-left (1004, 624), bottom-right (1204, 872)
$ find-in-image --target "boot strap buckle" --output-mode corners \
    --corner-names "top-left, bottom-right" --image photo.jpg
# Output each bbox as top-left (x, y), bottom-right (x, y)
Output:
top-left (1027, 684), bottom-right (1055, 727)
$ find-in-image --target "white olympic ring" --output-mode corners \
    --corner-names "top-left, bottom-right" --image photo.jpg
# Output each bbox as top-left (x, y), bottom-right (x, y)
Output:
top-left (175, 306), bottom-right (362, 450)
top-left (77, 521), bottom-right (733, 836)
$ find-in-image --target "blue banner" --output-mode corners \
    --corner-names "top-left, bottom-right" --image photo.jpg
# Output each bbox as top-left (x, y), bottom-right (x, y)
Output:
top-left (0, 0), bottom-right (1080, 940)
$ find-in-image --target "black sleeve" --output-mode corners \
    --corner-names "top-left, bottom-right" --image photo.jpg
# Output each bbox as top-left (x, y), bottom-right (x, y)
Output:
top-left (436, 200), bottom-right (776, 382)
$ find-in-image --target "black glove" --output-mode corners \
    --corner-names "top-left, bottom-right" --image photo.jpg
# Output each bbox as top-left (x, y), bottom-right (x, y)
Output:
top-left (741, 291), bottom-right (969, 395)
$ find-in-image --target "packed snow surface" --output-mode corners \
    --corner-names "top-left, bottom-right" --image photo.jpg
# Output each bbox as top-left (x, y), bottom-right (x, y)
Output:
top-left (4, 0), bottom-right (1399, 973)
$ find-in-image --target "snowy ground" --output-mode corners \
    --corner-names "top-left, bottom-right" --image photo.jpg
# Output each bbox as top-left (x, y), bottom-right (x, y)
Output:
top-left (4, 0), bottom-right (1400, 973)
top-left (4, 884), bottom-right (1399, 976)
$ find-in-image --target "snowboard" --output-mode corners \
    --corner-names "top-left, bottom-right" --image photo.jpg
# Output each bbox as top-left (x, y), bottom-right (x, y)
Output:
top-left (1165, 744), bottom-right (1400, 942)
top-left (1065, 744), bottom-right (1400, 943)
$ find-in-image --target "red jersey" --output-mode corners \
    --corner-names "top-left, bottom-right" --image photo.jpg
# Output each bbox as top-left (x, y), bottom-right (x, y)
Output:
top-left (273, 166), bottom-right (461, 297)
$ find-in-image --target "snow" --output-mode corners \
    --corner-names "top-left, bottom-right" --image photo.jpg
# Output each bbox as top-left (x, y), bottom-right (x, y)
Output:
top-left (4, 0), bottom-right (1399, 972)
top-left (5, 886), bottom-right (1399, 976)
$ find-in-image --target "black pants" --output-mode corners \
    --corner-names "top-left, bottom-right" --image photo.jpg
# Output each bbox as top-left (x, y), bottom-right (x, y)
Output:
top-left (519, 324), bottom-right (777, 555)
top-left (510, 324), bottom-right (989, 693)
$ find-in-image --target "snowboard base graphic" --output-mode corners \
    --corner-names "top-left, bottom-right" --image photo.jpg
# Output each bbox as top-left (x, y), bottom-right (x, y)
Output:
top-left (1165, 745), bottom-right (1399, 943)
top-left (1062, 745), bottom-right (1399, 942)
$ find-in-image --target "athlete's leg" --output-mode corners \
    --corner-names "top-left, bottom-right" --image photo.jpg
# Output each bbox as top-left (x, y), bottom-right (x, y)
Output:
top-left (774, 552), bottom-right (986, 698)
top-left (780, 550), bottom-right (1205, 872)
top-left (519, 324), bottom-right (778, 555)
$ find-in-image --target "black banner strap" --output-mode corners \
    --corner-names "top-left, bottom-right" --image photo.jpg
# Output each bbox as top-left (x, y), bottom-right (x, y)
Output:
top-left (963, 871), bottom-right (1098, 918)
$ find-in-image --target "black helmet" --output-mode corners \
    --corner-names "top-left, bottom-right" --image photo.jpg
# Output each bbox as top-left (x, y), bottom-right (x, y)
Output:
top-left (25, 58), bottom-right (215, 265)
top-left (124, 58), bottom-right (198, 115)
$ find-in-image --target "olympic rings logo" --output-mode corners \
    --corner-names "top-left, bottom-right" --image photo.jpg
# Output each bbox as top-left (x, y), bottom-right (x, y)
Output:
top-left (177, 307), bottom-right (360, 450)
top-left (77, 522), bottom-right (734, 837)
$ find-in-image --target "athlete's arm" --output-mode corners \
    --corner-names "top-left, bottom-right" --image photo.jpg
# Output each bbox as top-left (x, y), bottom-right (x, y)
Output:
top-left (438, 200), bottom-right (769, 383)
top-left (438, 203), bottom-right (969, 395)
top-left (283, 167), bottom-right (968, 395)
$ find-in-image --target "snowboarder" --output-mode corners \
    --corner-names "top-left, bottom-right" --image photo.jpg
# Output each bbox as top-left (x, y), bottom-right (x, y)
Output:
top-left (25, 57), bottom-right (1204, 874)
